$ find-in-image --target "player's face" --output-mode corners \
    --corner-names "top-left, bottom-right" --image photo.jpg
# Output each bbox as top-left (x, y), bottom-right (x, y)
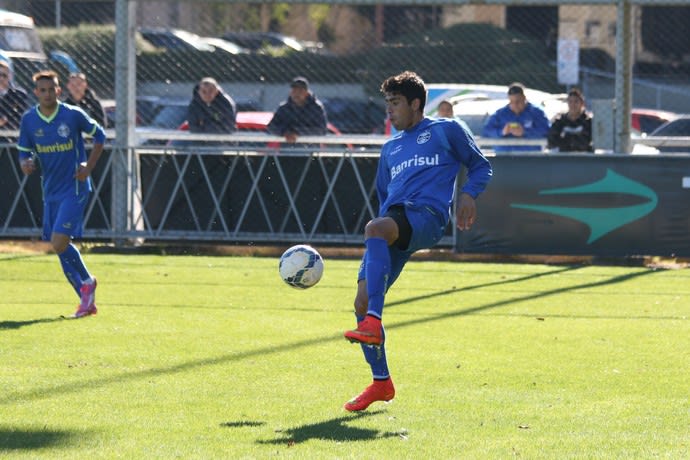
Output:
top-left (385, 93), bottom-right (417, 131)
top-left (34, 78), bottom-right (61, 109)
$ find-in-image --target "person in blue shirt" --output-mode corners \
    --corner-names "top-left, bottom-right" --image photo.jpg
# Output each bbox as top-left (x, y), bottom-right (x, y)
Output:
top-left (343, 71), bottom-right (492, 411)
top-left (481, 82), bottom-right (550, 152)
top-left (17, 70), bottom-right (106, 318)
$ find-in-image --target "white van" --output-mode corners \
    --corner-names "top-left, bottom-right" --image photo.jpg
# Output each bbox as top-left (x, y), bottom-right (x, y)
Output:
top-left (0, 9), bottom-right (78, 89)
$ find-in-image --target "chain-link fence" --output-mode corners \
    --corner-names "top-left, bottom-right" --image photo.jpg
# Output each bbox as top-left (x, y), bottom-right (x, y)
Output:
top-left (4, 1), bottom-right (689, 138)
top-left (1, 0), bottom-right (689, 248)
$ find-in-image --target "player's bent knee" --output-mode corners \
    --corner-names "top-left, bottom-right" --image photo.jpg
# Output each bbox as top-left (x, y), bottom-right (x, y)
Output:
top-left (365, 217), bottom-right (398, 243)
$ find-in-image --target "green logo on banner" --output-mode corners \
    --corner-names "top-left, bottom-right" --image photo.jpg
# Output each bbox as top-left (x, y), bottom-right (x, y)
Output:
top-left (510, 169), bottom-right (658, 244)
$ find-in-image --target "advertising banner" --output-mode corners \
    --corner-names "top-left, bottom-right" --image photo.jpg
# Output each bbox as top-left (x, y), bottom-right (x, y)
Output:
top-left (457, 154), bottom-right (690, 257)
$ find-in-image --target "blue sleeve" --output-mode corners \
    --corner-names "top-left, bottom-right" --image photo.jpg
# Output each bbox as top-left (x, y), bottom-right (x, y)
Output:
top-left (75, 106), bottom-right (105, 143)
top-left (523, 106), bottom-right (550, 138)
top-left (481, 108), bottom-right (505, 138)
top-left (375, 147), bottom-right (391, 215)
top-left (17, 114), bottom-right (34, 160)
top-left (446, 122), bottom-right (492, 199)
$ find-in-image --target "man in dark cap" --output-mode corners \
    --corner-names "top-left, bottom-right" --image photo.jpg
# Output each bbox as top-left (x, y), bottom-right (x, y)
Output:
top-left (268, 76), bottom-right (328, 143)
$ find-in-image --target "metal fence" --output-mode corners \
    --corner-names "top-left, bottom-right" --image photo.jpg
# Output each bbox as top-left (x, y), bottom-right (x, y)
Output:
top-left (1, 0), bottom-right (689, 246)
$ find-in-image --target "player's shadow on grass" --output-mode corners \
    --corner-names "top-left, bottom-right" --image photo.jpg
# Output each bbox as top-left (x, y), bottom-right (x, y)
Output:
top-left (0, 427), bottom-right (76, 450)
top-left (256, 411), bottom-right (396, 445)
top-left (0, 316), bottom-right (67, 330)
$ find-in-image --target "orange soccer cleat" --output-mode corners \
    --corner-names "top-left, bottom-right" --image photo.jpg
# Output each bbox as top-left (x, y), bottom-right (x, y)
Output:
top-left (344, 315), bottom-right (383, 346)
top-left (344, 378), bottom-right (395, 412)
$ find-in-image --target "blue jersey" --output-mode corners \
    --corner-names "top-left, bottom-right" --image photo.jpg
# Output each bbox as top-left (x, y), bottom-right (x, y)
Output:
top-left (377, 117), bottom-right (492, 227)
top-left (481, 102), bottom-right (550, 152)
top-left (18, 102), bottom-right (106, 201)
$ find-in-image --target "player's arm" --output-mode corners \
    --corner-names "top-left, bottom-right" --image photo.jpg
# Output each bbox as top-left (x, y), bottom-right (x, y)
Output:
top-left (76, 116), bottom-right (107, 181)
top-left (455, 192), bottom-right (476, 231)
top-left (447, 123), bottom-right (492, 229)
top-left (17, 117), bottom-right (36, 175)
top-left (17, 146), bottom-right (36, 175)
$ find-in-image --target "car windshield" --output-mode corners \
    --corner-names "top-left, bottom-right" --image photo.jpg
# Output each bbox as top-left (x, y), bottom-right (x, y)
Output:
top-left (0, 26), bottom-right (44, 54)
top-left (653, 118), bottom-right (690, 136)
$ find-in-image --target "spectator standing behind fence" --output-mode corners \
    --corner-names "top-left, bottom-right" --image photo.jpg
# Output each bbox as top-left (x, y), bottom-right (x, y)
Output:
top-left (0, 60), bottom-right (28, 133)
top-left (17, 70), bottom-right (106, 318)
top-left (267, 76), bottom-right (327, 143)
top-left (64, 72), bottom-right (107, 128)
top-left (547, 88), bottom-right (593, 153)
top-left (481, 82), bottom-right (550, 152)
top-left (186, 77), bottom-right (236, 135)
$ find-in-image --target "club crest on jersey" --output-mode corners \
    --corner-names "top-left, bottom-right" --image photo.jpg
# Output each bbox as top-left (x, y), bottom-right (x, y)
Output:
top-left (417, 130), bottom-right (431, 144)
top-left (57, 123), bottom-right (70, 138)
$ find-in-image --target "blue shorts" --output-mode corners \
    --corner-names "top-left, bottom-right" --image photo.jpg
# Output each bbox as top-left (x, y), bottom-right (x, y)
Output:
top-left (358, 204), bottom-right (447, 291)
top-left (42, 193), bottom-right (89, 241)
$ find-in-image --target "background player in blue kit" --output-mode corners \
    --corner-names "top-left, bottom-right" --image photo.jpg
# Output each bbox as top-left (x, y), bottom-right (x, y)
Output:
top-left (17, 70), bottom-right (106, 318)
top-left (343, 71), bottom-right (493, 411)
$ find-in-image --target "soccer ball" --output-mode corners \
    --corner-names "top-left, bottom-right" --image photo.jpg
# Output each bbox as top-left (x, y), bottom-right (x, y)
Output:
top-left (279, 244), bottom-right (324, 289)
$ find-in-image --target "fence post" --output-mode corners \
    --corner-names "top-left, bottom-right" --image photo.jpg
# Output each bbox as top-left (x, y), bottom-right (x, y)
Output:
top-left (113, 0), bottom-right (138, 245)
top-left (614, 0), bottom-right (633, 154)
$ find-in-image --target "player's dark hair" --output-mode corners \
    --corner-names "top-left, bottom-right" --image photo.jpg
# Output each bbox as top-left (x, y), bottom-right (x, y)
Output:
top-left (32, 70), bottom-right (59, 87)
top-left (381, 71), bottom-right (426, 111)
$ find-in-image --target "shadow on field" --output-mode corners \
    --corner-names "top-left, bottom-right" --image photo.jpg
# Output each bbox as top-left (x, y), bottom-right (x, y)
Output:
top-left (256, 411), bottom-right (396, 445)
top-left (384, 265), bottom-right (659, 327)
top-left (0, 427), bottom-right (75, 450)
top-left (0, 316), bottom-right (68, 330)
top-left (1, 266), bottom-right (661, 406)
top-left (386, 265), bottom-right (584, 309)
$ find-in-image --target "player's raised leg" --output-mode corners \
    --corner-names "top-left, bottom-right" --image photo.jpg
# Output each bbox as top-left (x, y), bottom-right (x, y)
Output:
top-left (344, 217), bottom-right (398, 345)
top-left (344, 278), bottom-right (395, 411)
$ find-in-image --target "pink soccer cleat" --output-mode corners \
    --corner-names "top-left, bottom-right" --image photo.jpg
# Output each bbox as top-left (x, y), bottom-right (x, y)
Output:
top-left (74, 278), bottom-right (98, 318)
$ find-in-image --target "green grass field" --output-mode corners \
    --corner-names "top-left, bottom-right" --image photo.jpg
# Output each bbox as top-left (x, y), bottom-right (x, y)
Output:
top-left (1, 250), bottom-right (688, 459)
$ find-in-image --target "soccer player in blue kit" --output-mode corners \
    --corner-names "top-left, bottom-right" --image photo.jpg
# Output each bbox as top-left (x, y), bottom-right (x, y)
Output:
top-left (343, 71), bottom-right (493, 411)
top-left (17, 70), bottom-right (106, 318)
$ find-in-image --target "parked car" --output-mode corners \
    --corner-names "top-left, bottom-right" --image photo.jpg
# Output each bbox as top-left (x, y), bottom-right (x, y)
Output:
top-left (321, 97), bottom-right (386, 134)
top-left (387, 83), bottom-right (568, 136)
top-left (197, 37), bottom-right (249, 56)
top-left (0, 9), bottom-right (79, 92)
top-left (138, 28), bottom-right (215, 52)
top-left (105, 95), bottom-right (261, 129)
top-left (642, 115), bottom-right (690, 153)
top-left (221, 31), bottom-right (327, 54)
top-left (631, 108), bottom-right (678, 136)
top-left (176, 111), bottom-right (342, 136)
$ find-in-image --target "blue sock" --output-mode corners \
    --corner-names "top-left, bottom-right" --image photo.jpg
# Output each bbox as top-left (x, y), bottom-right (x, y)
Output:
top-left (364, 237), bottom-right (390, 319)
top-left (58, 244), bottom-right (91, 296)
top-left (356, 314), bottom-right (390, 379)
